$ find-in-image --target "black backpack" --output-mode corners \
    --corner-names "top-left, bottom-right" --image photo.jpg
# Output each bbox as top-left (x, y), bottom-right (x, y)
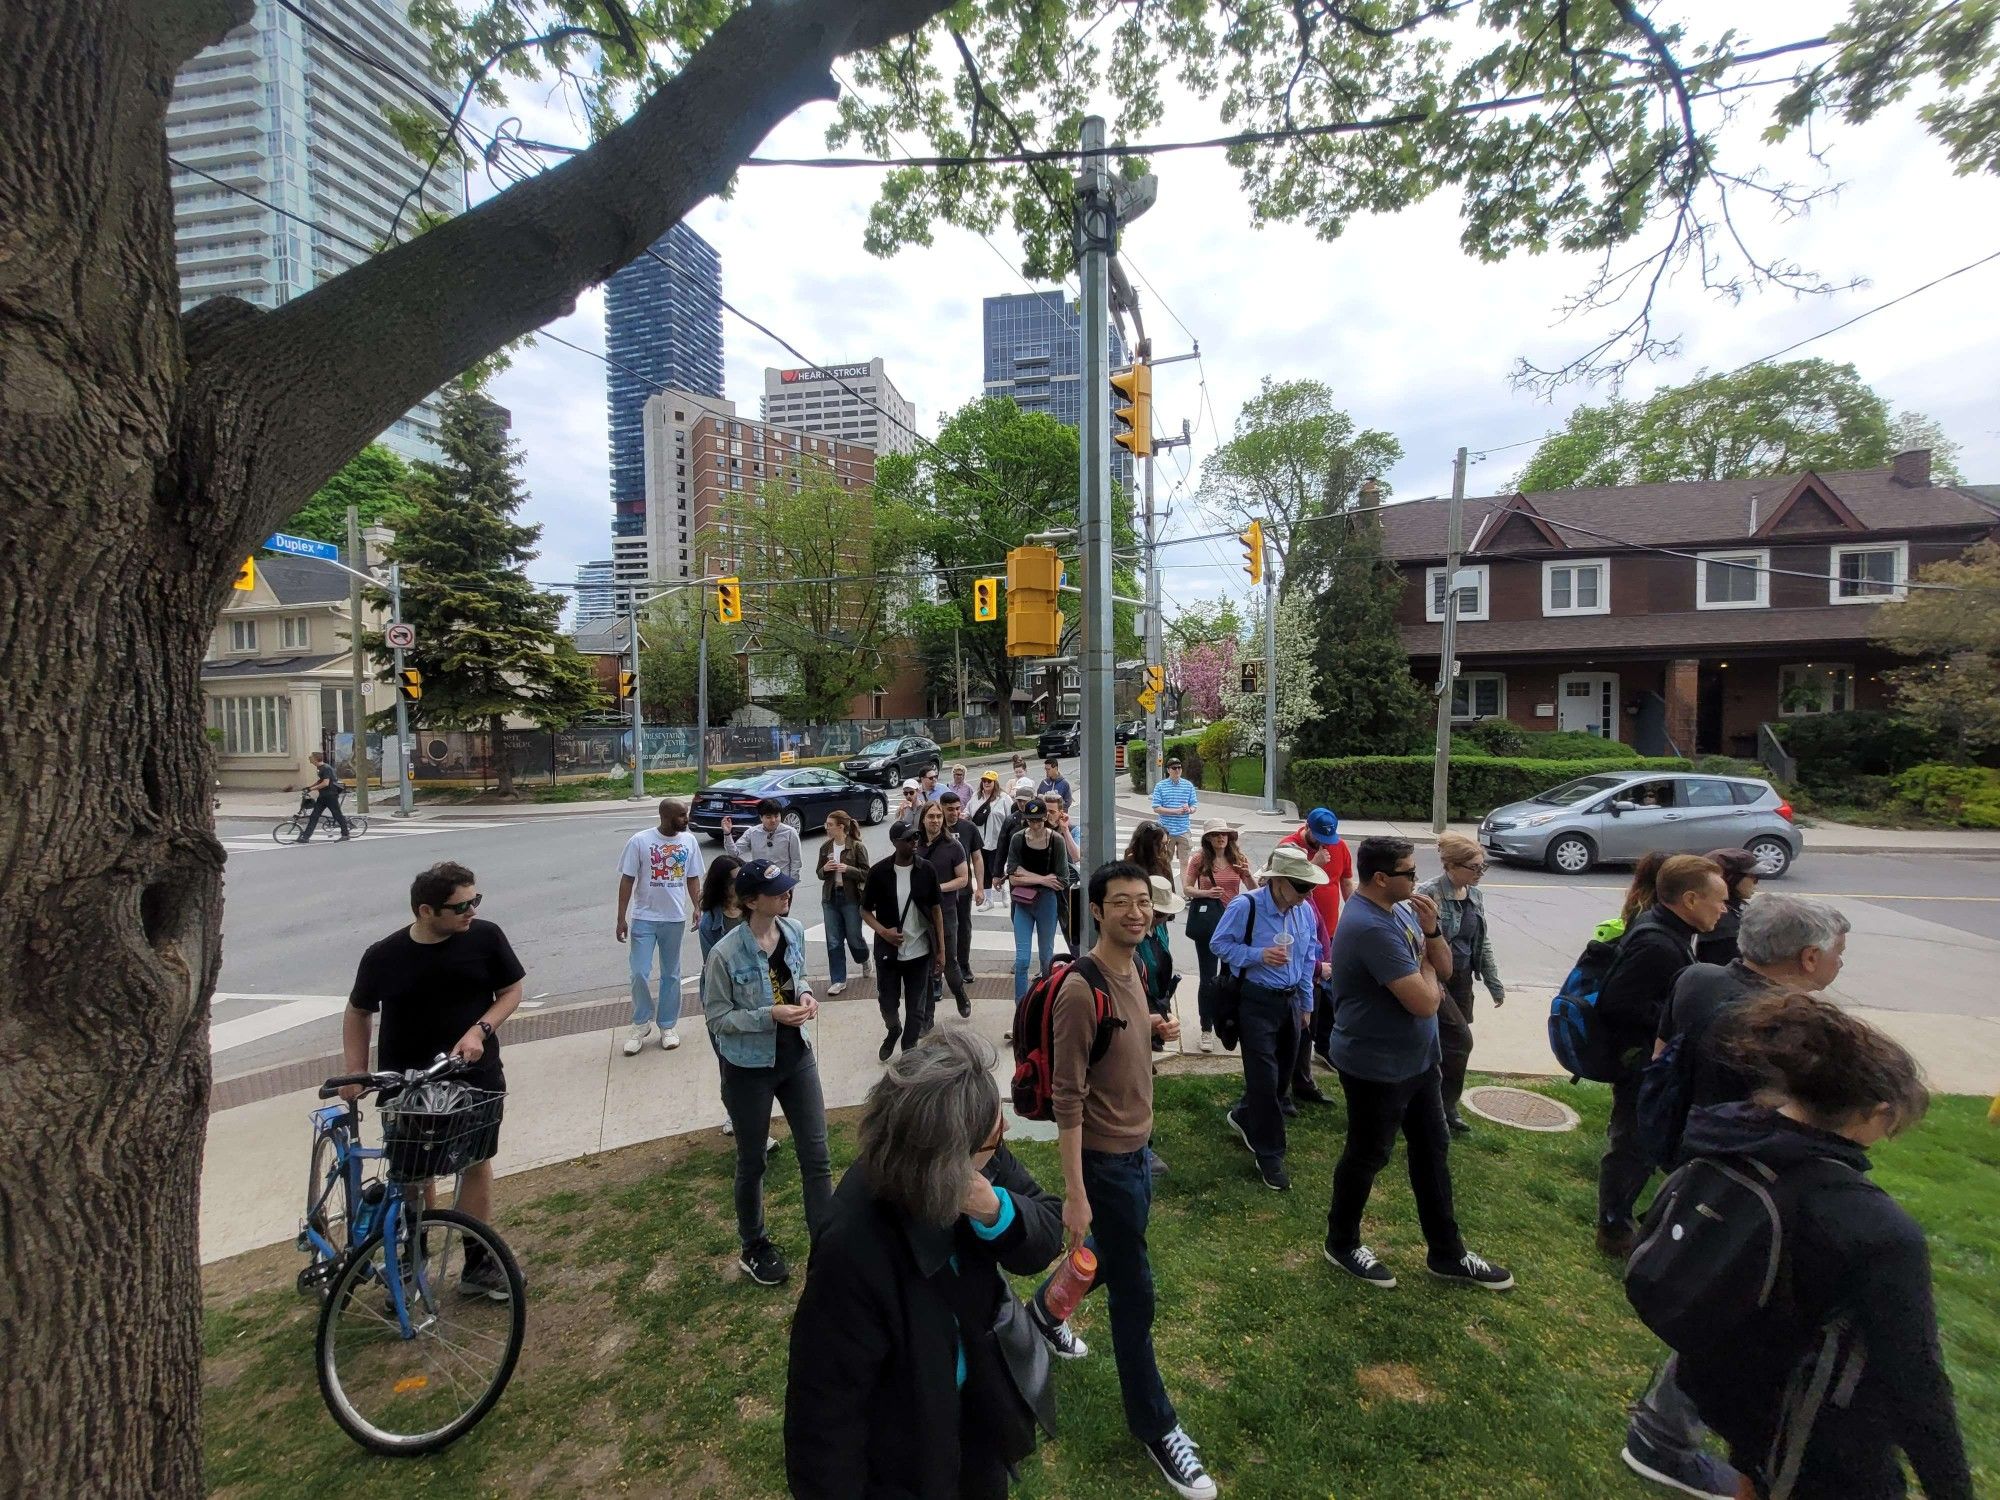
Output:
top-left (1009, 955), bottom-right (1124, 1121)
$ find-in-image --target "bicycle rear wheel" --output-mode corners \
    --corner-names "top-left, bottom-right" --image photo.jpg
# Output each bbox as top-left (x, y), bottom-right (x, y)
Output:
top-left (298, 1134), bottom-right (349, 1298)
top-left (273, 817), bottom-right (304, 845)
top-left (345, 814), bottom-right (370, 837)
top-left (315, 1206), bottom-right (525, 1456)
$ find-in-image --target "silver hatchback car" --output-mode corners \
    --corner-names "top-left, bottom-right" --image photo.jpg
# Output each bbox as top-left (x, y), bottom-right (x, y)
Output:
top-left (1479, 770), bottom-right (1802, 877)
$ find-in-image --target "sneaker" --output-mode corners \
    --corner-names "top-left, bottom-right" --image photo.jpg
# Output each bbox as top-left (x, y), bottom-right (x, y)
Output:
top-left (1294, 1082), bottom-right (1331, 1105)
top-left (660, 1029), bottom-right (681, 1051)
top-left (1145, 1147), bottom-right (1170, 1177)
top-left (1028, 1299), bottom-right (1090, 1360)
top-left (1143, 1425), bottom-right (1217, 1500)
top-left (1620, 1433), bottom-right (1741, 1499)
top-left (739, 1239), bottom-right (789, 1286)
top-left (1597, 1218), bottom-right (1638, 1259)
top-left (622, 1023), bottom-right (655, 1056)
top-left (828, 981), bottom-right (847, 996)
top-left (1446, 1111), bottom-right (1472, 1136)
top-left (1257, 1157), bottom-right (1290, 1192)
top-left (1278, 1097), bottom-right (1299, 1119)
top-left (1428, 1249), bottom-right (1515, 1291)
top-left (1324, 1242), bottom-right (1397, 1289)
top-left (721, 1118), bottom-right (735, 1136)
top-left (1224, 1105), bottom-right (1253, 1155)
top-left (457, 1255), bottom-right (511, 1302)
top-left (1199, 1029), bottom-right (1215, 1054)
top-left (765, 1136), bottom-right (781, 1156)
top-left (878, 1031), bottom-right (898, 1063)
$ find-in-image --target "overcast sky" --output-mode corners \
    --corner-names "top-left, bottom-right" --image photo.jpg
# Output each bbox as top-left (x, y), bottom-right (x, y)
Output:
top-left (477, 1), bottom-right (2000, 625)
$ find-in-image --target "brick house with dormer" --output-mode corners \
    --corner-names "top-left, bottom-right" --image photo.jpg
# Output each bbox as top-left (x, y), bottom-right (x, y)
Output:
top-left (1376, 450), bottom-right (1998, 757)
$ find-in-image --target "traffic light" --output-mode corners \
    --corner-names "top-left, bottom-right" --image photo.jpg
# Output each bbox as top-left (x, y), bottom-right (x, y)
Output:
top-left (716, 576), bottom-right (742, 624)
top-left (1241, 519), bottom-right (1264, 586)
top-left (1004, 546), bottom-right (1063, 658)
top-left (972, 576), bottom-right (1000, 622)
top-left (1110, 361), bottom-right (1153, 458)
top-left (1146, 664), bottom-right (1164, 696)
top-left (617, 670), bottom-right (636, 701)
top-left (233, 558), bottom-right (256, 591)
top-left (397, 668), bottom-right (423, 703)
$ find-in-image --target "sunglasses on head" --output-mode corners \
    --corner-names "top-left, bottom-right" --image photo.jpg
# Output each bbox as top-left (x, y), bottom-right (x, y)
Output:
top-left (439, 894), bottom-right (483, 914)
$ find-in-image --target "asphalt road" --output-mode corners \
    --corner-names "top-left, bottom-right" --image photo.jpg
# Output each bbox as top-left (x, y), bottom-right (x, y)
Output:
top-left (210, 783), bottom-right (2000, 1079)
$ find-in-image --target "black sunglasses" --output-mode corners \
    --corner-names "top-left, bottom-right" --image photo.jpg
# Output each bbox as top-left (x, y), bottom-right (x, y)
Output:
top-left (439, 894), bottom-right (483, 914)
top-left (1389, 867), bottom-right (1419, 880)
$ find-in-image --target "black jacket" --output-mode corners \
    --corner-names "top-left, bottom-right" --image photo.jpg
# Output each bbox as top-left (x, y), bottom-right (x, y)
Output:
top-left (860, 856), bottom-right (942, 965)
top-left (1673, 1104), bottom-right (1971, 1500)
top-left (784, 1144), bottom-right (1064, 1500)
top-left (1695, 897), bottom-right (1745, 966)
top-left (1597, 905), bottom-right (1701, 1065)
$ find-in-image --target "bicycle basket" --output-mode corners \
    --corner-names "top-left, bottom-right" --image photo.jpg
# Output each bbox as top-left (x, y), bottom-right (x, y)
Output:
top-left (377, 1081), bottom-right (504, 1184)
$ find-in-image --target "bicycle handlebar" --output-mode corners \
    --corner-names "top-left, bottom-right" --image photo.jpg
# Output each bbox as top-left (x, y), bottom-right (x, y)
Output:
top-left (317, 1052), bottom-right (467, 1100)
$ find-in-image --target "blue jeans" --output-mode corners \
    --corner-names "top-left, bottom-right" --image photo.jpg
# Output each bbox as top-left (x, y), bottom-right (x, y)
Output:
top-left (629, 918), bottom-right (685, 1029)
top-left (1036, 1147), bottom-right (1177, 1442)
top-left (1011, 888), bottom-right (1059, 1000)
top-left (824, 893), bottom-right (867, 986)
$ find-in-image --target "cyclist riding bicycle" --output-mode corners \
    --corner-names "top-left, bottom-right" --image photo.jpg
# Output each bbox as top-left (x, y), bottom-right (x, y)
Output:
top-left (299, 749), bottom-right (351, 842)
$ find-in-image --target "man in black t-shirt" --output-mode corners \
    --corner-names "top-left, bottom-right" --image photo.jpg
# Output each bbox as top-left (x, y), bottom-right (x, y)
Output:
top-left (299, 749), bottom-right (350, 842)
top-left (345, 860), bottom-right (525, 1296)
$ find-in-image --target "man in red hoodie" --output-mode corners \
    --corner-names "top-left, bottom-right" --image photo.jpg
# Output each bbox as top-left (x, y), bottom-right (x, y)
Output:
top-left (1279, 806), bottom-right (1357, 1096)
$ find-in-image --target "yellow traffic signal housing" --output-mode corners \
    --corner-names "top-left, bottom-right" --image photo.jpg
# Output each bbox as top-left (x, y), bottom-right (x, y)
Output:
top-left (398, 668), bottom-right (423, 703)
top-left (1005, 546), bottom-right (1063, 658)
top-left (618, 670), bottom-right (636, 701)
top-left (1146, 664), bottom-right (1164, 696)
top-left (1241, 520), bottom-right (1265, 586)
top-left (716, 576), bottom-right (743, 624)
top-left (233, 558), bottom-right (256, 591)
top-left (972, 576), bottom-right (1000, 622)
top-left (1110, 362), bottom-right (1153, 458)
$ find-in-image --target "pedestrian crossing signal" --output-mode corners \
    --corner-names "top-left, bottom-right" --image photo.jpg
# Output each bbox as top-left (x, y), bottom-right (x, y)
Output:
top-left (716, 577), bottom-right (742, 624)
top-left (1240, 662), bottom-right (1257, 694)
top-left (233, 558), bottom-right (256, 591)
top-left (618, 670), bottom-right (636, 701)
top-left (973, 577), bottom-right (1000, 621)
top-left (398, 668), bottom-right (423, 703)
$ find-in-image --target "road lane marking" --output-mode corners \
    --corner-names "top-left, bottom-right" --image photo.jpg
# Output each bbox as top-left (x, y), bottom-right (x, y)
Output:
top-left (209, 993), bottom-right (351, 1053)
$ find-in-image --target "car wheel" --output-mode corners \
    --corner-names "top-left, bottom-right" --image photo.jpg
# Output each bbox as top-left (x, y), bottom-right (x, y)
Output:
top-left (866, 795), bottom-right (887, 825)
top-left (1544, 833), bottom-right (1596, 875)
top-left (1746, 836), bottom-right (1793, 878)
top-left (781, 809), bottom-right (804, 833)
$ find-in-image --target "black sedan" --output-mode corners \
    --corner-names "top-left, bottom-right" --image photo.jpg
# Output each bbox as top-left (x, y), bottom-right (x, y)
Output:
top-left (690, 767), bottom-right (890, 841)
top-left (838, 735), bottom-right (942, 788)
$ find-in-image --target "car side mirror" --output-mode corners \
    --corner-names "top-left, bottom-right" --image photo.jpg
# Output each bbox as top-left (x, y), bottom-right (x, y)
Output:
top-left (1609, 800), bottom-right (1636, 816)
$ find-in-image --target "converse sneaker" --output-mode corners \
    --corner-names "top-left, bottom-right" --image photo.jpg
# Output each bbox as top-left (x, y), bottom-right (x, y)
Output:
top-left (1143, 1425), bottom-right (1217, 1499)
top-left (622, 1023), bottom-right (655, 1056)
top-left (1427, 1249), bottom-right (1515, 1291)
top-left (1620, 1432), bottom-right (1741, 1499)
top-left (1324, 1242), bottom-right (1397, 1289)
top-left (659, 1028), bottom-right (681, 1051)
top-left (1028, 1299), bottom-right (1090, 1360)
top-left (1198, 1029), bottom-right (1215, 1053)
top-left (739, 1239), bottom-right (789, 1286)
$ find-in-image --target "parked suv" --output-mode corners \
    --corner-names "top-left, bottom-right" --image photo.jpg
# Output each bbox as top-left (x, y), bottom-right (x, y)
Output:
top-left (1480, 770), bottom-right (1801, 877)
top-left (838, 735), bottom-right (941, 788)
top-left (1037, 720), bottom-right (1081, 758)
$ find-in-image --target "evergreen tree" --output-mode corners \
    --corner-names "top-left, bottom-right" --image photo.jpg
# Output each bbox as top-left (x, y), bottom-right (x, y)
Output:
top-left (370, 384), bottom-right (600, 795)
top-left (1289, 504), bottom-right (1428, 759)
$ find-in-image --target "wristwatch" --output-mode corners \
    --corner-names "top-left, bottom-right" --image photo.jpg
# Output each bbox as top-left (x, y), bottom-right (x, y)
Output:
top-left (1422, 928), bottom-right (1442, 939)
top-left (476, 1020), bottom-right (496, 1041)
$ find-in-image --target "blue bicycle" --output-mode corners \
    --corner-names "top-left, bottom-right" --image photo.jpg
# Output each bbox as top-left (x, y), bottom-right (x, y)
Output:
top-left (298, 1054), bottom-right (526, 1455)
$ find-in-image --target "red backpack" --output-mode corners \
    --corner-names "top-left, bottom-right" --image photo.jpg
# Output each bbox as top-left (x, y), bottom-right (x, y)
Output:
top-left (1009, 954), bottom-right (1124, 1121)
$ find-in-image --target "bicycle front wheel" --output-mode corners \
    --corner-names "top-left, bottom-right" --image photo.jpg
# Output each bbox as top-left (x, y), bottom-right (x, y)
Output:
top-left (314, 1207), bottom-right (525, 1455)
top-left (273, 817), bottom-right (304, 845)
top-left (346, 814), bottom-right (369, 837)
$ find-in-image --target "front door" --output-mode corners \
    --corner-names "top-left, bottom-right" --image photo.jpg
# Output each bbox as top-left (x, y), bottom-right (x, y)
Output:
top-left (1558, 673), bottom-right (1620, 739)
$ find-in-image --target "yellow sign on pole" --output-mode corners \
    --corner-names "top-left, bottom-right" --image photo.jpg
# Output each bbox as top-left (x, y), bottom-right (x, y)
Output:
top-left (1137, 688), bottom-right (1159, 713)
top-left (779, 749), bottom-right (798, 764)
top-left (233, 558), bottom-right (256, 591)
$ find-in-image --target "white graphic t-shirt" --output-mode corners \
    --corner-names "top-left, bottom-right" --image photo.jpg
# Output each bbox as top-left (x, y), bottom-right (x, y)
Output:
top-left (620, 829), bottom-right (705, 923)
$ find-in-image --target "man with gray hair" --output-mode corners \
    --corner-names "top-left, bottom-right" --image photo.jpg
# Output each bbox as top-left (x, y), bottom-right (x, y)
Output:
top-left (1619, 891), bottom-right (1851, 1500)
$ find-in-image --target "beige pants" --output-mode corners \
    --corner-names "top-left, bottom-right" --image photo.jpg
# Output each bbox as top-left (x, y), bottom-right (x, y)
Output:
top-left (1162, 832), bottom-right (1190, 880)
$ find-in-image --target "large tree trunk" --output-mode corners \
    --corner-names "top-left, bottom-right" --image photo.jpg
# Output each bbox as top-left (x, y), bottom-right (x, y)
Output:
top-left (0, 0), bottom-right (956, 1491)
top-left (490, 712), bottom-right (514, 798)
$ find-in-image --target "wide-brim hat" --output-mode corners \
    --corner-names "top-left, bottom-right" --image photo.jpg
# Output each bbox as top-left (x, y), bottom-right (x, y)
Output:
top-left (1148, 876), bottom-right (1185, 916)
top-left (1258, 844), bottom-right (1329, 886)
top-left (1197, 818), bottom-right (1239, 837)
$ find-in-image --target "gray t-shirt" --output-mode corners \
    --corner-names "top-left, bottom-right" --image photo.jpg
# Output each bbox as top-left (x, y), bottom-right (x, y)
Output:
top-left (1326, 896), bottom-right (1440, 1084)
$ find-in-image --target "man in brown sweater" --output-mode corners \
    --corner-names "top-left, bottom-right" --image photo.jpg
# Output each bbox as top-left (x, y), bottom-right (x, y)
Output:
top-left (1029, 860), bottom-right (1218, 1500)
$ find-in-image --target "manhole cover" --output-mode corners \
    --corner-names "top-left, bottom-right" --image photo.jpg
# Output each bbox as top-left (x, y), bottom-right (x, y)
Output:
top-left (1462, 1085), bottom-right (1580, 1133)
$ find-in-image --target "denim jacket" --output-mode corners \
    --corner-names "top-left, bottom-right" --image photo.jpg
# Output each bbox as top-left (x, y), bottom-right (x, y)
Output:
top-left (702, 916), bottom-right (814, 1068)
top-left (1417, 874), bottom-right (1503, 1000)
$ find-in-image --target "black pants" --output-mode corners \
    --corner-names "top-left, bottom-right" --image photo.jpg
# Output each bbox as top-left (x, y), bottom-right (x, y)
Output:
top-left (1598, 1074), bottom-right (1652, 1227)
top-left (1235, 987), bottom-right (1298, 1167)
top-left (301, 787), bottom-right (348, 840)
top-left (930, 904), bottom-right (970, 1015)
top-left (955, 888), bottom-right (975, 975)
top-left (1327, 1064), bottom-right (1464, 1259)
top-left (1439, 969), bottom-right (1476, 1113)
top-left (718, 1049), bottom-right (833, 1250)
top-left (878, 954), bottom-right (934, 1051)
top-left (1191, 936), bottom-right (1220, 1033)
top-left (1288, 1007), bottom-right (1317, 1097)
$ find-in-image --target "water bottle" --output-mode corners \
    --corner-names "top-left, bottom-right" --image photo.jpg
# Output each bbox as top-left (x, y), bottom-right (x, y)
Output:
top-left (1040, 1246), bottom-right (1098, 1322)
top-left (351, 1180), bottom-right (387, 1242)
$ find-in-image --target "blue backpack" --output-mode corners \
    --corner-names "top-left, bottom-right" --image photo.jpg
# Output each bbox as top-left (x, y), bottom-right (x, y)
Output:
top-left (1547, 937), bottom-right (1624, 1082)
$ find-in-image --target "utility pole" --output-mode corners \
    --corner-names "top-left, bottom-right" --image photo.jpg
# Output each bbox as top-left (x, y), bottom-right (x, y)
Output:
top-left (1261, 532), bottom-right (1278, 814)
top-left (389, 562), bottom-right (412, 818)
top-left (345, 505), bottom-right (368, 816)
top-left (1077, 114), bottom-right (1117, 888)
top-left (1429, 446), bottom-right (1469, 834)
top-left (627, 589), bottom-right (646, 800)
top-left (955, 627), bottom-right (968, 739)
top-left (1144, 418), bottom-right (1192, 782)
top-left (696, 597), bottom-right (710, 790)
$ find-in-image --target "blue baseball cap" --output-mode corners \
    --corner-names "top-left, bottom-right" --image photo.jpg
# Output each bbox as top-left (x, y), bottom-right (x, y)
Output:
top-left (735, 858), bottom-right (799, 901)
top-left (1306, 807), bottom-right (1340, 843)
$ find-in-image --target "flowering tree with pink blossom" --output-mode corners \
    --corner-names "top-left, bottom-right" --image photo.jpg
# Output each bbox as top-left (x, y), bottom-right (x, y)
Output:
top-left (1174, 637), bottom-right (1239, 724)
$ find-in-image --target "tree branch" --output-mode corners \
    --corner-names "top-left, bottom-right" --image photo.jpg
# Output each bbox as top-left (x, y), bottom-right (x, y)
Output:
top-left (180, 0), bottom-right (956, 546)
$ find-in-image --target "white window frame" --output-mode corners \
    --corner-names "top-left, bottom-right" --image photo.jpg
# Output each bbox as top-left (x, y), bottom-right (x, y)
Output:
top-left (1696, 548), bottom-right (1771, 610)
top-left (279, 615), bottom-right (310, 650)
top-left (1829, 541), bottom-right (1909, 604)
top-left (1779, 663), bottom-right (1856, 717)
top-left (1541, 558), bottom-right (1610, 617)
top-left (1425, 564), bottom-right (1489, 623)
top-left (228, 618), bottom-right (258, 653)
top-left (207, 694), bottom-right (290, 755)
top-left (1449, 672), bottom-right (1506, 722)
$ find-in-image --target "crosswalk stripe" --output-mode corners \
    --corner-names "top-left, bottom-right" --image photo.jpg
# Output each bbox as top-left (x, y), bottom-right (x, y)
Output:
top-left (220, 819), bottom-right (510, 854)
top-left (209, 993), bottom-right (351, 1052)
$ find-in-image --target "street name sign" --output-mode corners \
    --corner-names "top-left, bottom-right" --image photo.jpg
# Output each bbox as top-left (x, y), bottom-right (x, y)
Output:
top-left (264, 531), bottom-right (341, 563)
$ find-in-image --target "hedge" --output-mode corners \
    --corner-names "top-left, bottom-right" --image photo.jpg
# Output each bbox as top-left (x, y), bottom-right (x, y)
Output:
top-left (1894, 763), bottom-right (2000, 828)
top-left (1289, 755), bottom-right (1693, 821)
top-left (1454, 721), bottom-right (1645, 761)
top-left (1128, 736), bottom-right (1206, 792)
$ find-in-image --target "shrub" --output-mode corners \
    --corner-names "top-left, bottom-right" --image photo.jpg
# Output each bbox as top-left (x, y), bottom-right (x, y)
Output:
top-left (1894, 763), bottom-right (2000, 827)
top-left (1128, 736), bottom-right (1205, 793)
top-left (1290, 755), bottom-right (1692, 821)
top-left (1691, 755), bottom-right (1767, 779)
top-left (1450, 728), bottom-right (1642, 762)
top-left (1459, 719), bottom-right (1528, 756)
top-left (1775, 711), bottom-right (1943, 789)
top-left (1197, 720), bottom-right (1239, 791)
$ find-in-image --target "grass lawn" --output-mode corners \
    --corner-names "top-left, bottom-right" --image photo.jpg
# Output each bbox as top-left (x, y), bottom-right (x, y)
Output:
top-left (202, 1076), bottom-right (1998, 1498)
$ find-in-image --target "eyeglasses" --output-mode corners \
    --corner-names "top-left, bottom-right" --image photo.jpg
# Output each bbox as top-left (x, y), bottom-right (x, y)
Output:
top-left (1389, 867), bottom-right (1419, 881)
top-left (1101, 895), bottom-right (1154, 913)
top-left (975, 1116), bottom-right (1007, 1155)
top-left (439, 894), bottom-right (483, 914)
top-left (1453, 859), bottom-right (1487, 873)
